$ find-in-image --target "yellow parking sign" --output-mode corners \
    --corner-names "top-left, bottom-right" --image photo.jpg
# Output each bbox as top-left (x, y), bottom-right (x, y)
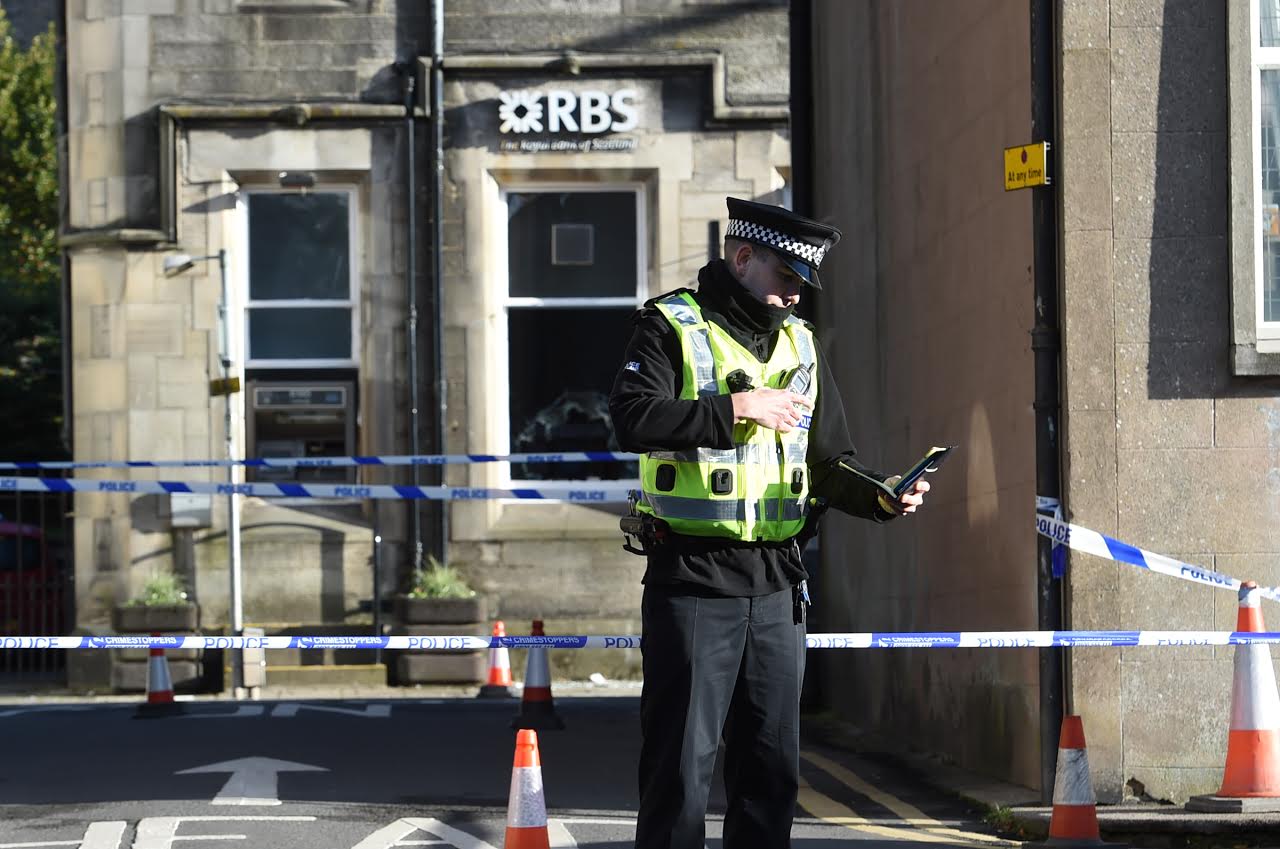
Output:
top-left (1004, 142), bottom-right (1050, 191)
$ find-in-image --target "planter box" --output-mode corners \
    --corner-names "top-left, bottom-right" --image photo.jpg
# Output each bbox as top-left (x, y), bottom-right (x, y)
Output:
top-left (395, 652), bottom-right (487, 684)
top-left (393, 594), bottom-right (488, 625)
top-left (110, 603), bottom-right (202, 693)
top-left (111, 659), bottom-right (201, 691)
top-left (390, 595), bottom-right (493, 685)
top-left (112, 604), bottom-right (199, 633)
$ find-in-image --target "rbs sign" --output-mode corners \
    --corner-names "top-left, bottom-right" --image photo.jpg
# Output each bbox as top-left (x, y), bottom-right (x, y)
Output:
top-left (498, 89), bottom-right (639, 135)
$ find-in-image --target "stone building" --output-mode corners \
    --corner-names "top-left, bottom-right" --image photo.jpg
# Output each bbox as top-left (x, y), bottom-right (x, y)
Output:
top-left (801, 0), bottom-right (1280, 805)
top-left (56, 0), bottom-right (791, 687)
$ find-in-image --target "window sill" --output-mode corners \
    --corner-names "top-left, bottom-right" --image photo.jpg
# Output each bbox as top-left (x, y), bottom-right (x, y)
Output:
top-left (1231, 343), bottom-right (1280, 375)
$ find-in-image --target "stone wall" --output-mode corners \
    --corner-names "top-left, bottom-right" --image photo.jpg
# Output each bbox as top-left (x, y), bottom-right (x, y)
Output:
top-left (807, 0), bottom-right (1040, 790)
top-left (1061, 0), bottom-right (1280, 804)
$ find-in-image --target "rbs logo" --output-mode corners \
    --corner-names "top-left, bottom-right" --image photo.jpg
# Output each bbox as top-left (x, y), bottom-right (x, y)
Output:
top-left (498, 89), bottom-right (639, 135)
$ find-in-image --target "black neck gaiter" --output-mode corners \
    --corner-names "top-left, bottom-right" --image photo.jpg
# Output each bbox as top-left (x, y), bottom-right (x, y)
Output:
top-left (695, 260), bottom-right (794, 358)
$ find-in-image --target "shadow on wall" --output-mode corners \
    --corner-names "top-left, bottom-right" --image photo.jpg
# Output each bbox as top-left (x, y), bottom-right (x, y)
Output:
top-left (1145, 4), bottom-right (1280, 400)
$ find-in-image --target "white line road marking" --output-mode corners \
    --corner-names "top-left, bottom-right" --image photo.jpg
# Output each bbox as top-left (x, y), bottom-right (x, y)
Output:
top-left (0, 821), bottom-right (126, 849)
top-left (176, 757), bottom-right (328, 805)
top-left (131, 816), bottom-right (316, 849)
top-left (547, 820), bottom-right (577, 848)
top-left (175, 705), bottom-right (266, 720)
top-left (352, 818), bottom-right (498, 849)
top-left (269, 703), bottom-right (391, 719)
top-left (0, 705), bottom-right (101, 720)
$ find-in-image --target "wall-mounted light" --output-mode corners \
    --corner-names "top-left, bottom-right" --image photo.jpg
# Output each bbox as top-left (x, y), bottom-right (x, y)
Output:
top-left (278, 171), bottom-right (316, 190)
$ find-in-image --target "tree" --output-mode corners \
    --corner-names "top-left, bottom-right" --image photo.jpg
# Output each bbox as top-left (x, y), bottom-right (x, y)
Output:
top-left (0, 8), bottom-right (62, 460)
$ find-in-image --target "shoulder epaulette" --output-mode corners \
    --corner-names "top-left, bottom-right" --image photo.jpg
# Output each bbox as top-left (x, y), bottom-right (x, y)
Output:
top-left (643, 287), bottom-right (695, 310)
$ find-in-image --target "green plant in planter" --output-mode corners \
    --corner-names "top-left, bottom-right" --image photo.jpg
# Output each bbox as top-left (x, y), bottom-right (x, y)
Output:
top-left (406, 556), bottom-right (475, 599)
top-left (125, 570), bottom-right (190, 607)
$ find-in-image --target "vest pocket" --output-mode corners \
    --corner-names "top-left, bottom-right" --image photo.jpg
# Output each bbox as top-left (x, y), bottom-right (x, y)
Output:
top-left (655, 464), bottom-right (677, 492)
top-left (710, 468), bottom-right (735, 495)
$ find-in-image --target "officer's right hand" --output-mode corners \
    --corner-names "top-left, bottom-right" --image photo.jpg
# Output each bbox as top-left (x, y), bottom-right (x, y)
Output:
top-left (731, 388), bottom-right (814, 432)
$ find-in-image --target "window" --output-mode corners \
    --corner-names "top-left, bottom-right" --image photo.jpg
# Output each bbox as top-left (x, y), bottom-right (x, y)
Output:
top-left (1257, 3), bottom-right (1280, 338)
top-left (501, 187), bottom-right (644, 482)
top-left (241, 189), bottom-right (358, 368)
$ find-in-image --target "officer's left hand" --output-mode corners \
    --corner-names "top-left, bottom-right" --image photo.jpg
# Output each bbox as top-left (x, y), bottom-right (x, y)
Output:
top-left (898, 479), bottom-right (930, 513)
top-left (881, 477), bottom-right (930, 515)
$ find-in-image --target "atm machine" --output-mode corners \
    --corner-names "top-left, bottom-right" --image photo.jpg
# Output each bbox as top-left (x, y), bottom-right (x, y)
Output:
top-left (245, 381), bottom-right (356, 483)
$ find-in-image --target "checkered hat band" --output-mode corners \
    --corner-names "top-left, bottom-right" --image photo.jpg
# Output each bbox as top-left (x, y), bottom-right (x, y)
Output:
top-left (726, 218), bottom-right (827, 266)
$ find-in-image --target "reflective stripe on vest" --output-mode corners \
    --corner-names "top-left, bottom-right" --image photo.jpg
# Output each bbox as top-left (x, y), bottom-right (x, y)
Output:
top-left (663, 298), bottom-right (719, 397)
top-left (641, 492), bottom-right (747, 521)
top-left (640, 291), bottom-right (817, 542)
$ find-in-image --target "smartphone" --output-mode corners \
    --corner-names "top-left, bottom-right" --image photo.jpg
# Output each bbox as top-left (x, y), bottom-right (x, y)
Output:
top-left (891, 446), bottom-right (955, 497)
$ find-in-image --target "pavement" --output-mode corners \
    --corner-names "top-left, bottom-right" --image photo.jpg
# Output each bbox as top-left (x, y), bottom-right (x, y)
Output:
top-left (801, 713), bottom-right (1280, 849)
top-left (3, 680), bottom-right (1279, 847)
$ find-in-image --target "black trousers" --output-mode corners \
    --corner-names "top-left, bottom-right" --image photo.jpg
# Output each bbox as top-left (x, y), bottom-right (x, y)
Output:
top-left (634, 585), bottom-right (806, 849)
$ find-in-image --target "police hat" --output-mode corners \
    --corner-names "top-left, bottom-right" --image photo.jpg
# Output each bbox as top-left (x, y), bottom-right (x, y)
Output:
top-left (725, 197), bottom-right (841, 290)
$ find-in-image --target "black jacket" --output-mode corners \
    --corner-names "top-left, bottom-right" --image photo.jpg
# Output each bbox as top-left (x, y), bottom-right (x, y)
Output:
top-left (608, 259), bottom-right (892, 596)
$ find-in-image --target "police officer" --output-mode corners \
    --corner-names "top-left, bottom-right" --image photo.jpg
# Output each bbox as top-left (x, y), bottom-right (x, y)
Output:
top-left (608, 198), bottom-right (930, 849)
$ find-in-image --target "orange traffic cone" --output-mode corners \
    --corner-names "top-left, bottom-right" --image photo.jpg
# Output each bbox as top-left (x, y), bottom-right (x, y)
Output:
top-left (511, 620), bottom-right (565, 731)
top-left (1031, 716), bottom-right (1121, 848)
top-left (1187, 582), bottom-right (1280, 812)
top-left (136, 633), bottom-right (183, 718)
top-left (504, 729), bottom-right (550, 849)
top-left (478, 620), bottom-right (518, 699)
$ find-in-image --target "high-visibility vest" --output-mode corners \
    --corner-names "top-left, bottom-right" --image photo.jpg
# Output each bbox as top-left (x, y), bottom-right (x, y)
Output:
top-left (637, 291), bottom-right (818, 541)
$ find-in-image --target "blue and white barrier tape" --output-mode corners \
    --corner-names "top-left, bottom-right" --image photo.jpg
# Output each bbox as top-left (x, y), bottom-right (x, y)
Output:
top-left (0, 475), bottom-right (633, 503)
top-left (4, 631), bottom-right (1280, 650)
top-left (1034, 513), bottom-right (1280, 604)
top-left (0, 451), bottom-right (639, 471)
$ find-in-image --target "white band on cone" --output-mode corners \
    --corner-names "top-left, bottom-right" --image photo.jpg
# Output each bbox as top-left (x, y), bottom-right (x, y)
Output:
top-left (1231, 644), bottom-right (1280, 731)
top-left (492, 647), bottom-right (510, 670)
top-left (147, 655), bottom-right (173, 694)
top-left (507, 767), bottom-right (547, 828)
top-left (526, 646), bottom-right (551, 687)
top-left (1052, 748), bottom-right (1097, 806)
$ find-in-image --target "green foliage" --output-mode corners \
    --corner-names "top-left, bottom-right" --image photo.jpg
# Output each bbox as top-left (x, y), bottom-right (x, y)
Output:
top-left (127, 570), bottom-right (191, 607)
top-left (0, 10), bottom-right (62, 460)
top-left (407, 556), bottom-right (476, 600)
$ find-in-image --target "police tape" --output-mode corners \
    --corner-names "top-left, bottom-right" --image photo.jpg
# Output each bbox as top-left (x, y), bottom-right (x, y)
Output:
top-left (0, 451), bottom-right (639, 471)
top-left (0, 475), bottom-right (633, 503)
top-left (1034, 513), bottom-right (1280, 604)
top-left (5, 631), bottom-right (1280, 650)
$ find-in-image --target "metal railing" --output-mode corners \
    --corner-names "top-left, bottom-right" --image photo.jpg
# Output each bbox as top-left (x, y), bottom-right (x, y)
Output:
top-left (0, 473), bottom-right (73, 683)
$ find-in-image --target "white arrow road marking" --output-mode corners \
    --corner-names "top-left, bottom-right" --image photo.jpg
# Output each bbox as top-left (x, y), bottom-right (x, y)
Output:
top-left (132, 816), bottom-right (315, 849)
top-left (0, 821), bottom-right (125, 848)
top-left (351, 818), bottom-right (498, 849)
top-left (176, 757), bottom-right (328, 805)
top-left (270, 702), bottom-right (391, 719)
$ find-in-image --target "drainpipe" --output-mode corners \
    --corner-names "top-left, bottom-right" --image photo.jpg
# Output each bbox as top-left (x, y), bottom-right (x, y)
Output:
top-left (430, 0), bottom-right (449, 568)
top-left (1031, 0), bottom-right (1065, 803)
top-left (393, 57), bottom-right (424, 574)
top-left (55, 0), bottom-right (72, 457)
top-left (788, 0), bottom-right (813, 219)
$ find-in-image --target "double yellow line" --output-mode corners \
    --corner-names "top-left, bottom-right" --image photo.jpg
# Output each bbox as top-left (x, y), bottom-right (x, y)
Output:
top-left (798, 750), bottom-right (1020, 847)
